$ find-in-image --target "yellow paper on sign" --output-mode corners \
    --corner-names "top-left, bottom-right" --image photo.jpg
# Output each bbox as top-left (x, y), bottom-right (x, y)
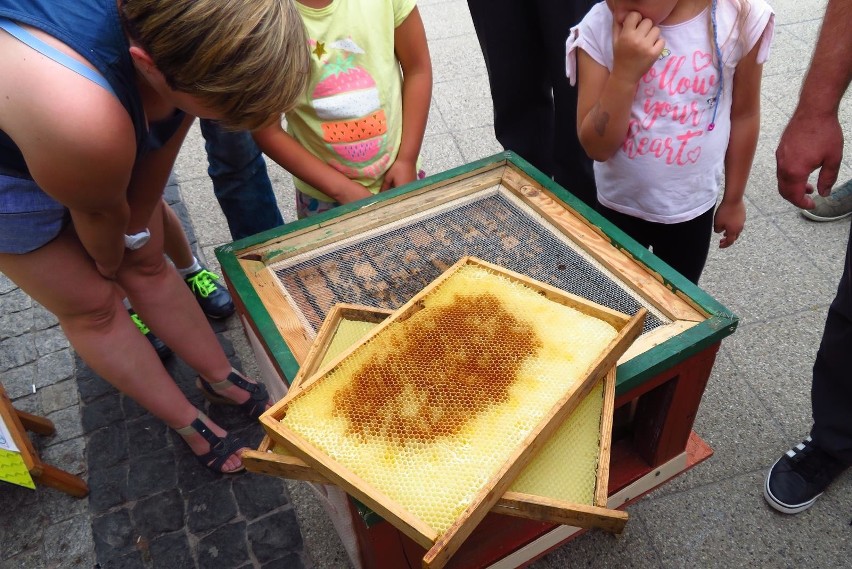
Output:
top-left (0, 448), bottom-right (34, 489)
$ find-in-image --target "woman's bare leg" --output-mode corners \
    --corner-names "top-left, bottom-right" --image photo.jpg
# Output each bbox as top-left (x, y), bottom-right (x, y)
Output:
top-left (118, 200), bottom-right (264, 408)
top-left (0, 227), bottom-right (243, 471)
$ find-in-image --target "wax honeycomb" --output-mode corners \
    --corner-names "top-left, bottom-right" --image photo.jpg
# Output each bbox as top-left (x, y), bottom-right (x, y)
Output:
top-left (321, 320), bottom-right (377, 368)
top-left (282, 264), bottom-right (617, 535)
top-left (509, 380), bottom-right (603, 503)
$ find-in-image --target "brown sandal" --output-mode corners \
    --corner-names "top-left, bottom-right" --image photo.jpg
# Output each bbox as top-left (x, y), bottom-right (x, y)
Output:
top-left (175, 411), bottom-right (246, 474)
top-left (196, 369), bottom-right (270, 420)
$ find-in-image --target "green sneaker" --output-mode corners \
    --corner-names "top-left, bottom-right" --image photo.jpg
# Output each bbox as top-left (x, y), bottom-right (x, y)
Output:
top-left (801, 179), bottom-right (852, 222)
top-left (129, 309), bottom-right (173, 360)
top-left (184, 268), bottom-right (235, 319)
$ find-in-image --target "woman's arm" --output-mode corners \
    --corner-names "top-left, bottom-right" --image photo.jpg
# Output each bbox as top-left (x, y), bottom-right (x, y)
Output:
top-left (577, 12), bottom-right (664, 161)
top-left (16, 84), bottom-right (137, 278)
top-left (253, 121), bottom-right (373, 204)
top-left (383, 6), bottom-right (432, 191)
top-left (715, 40), bottom-right (763, 248)
top-left (124, 114), bottom-right (195, 234)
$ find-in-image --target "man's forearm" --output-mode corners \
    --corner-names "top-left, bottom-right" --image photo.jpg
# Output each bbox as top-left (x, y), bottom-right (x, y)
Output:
top-left (797, 0), bottom-right (852, 116)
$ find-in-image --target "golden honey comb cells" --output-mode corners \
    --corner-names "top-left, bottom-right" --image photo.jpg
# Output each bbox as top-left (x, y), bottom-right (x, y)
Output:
top-left (282, 264), bottom-right (618, 534)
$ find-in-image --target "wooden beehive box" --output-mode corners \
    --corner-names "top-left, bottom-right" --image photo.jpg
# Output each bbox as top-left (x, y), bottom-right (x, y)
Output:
top-left (216, 152), bottom-right (739, 566)
top-left (243, 303), bottom-right (628, 534)
top-left (258, 257), bottom-right (644, 568)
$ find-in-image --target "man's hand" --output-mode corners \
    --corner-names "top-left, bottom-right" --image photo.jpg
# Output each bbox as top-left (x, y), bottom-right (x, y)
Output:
top-left (776, 109), bottom-right (844, 209)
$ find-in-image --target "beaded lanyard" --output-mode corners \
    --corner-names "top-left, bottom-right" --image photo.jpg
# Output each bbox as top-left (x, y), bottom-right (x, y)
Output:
top-left (708, 0), bottom-right (723, 131)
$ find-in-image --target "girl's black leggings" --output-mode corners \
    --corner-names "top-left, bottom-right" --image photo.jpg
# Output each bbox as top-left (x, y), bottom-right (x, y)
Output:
top-left (596, 204), bottom-right (715, 285)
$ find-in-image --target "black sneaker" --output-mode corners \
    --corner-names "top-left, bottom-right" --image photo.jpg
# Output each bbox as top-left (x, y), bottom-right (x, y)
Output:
top-left (764, 436), bottom-right (847, 514)
top-left (129, 309), bottom-right (173, 360)
top-left (184, 268), bottom-right (235, 319)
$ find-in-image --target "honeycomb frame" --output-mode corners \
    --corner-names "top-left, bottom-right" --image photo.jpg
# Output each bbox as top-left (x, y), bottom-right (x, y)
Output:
top-left (248, 303), bottom-right (627, 533)
top-left (260, 257), bottom-right (645, 568)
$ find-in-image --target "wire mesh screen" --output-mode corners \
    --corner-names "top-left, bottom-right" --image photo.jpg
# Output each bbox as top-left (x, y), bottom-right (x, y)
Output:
top-left (269, 187), bottom-right (668, 336)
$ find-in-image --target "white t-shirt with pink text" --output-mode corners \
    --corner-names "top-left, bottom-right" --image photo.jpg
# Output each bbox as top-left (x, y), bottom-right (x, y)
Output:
top-left (566, 0), bottom-right (774, 223)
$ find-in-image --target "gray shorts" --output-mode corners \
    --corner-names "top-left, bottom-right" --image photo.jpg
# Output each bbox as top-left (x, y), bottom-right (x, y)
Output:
top-left (0, 168), bottom-right (69, 254)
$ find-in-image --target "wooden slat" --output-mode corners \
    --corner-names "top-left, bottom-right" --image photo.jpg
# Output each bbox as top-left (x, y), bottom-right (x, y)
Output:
top-left (491, 497), bottom-right (627, 534)
top-left (596, 367), bottom-right (616, 506)
top-left (246, 167), bottom-right (506, 265)
top-left (238, 258), bottom-right (315, 365)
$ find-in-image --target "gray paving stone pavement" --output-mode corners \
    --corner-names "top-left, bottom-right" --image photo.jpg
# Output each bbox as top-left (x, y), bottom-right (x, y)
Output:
top-left (2, 1), bottom-right (852, 568)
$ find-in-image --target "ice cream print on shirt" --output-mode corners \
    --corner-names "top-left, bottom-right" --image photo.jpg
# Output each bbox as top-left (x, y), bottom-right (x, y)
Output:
top-left (309, 37), bottom-right (392, 180)
top-left (623, 48), bottom-right (718, 167)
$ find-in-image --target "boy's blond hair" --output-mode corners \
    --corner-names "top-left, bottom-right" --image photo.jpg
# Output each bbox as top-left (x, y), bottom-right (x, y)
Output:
top-left (121, 0), bottom-right (310, 130)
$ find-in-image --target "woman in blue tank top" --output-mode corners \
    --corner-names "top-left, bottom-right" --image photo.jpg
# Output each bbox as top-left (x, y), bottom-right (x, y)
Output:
top-left (0, 0), bottom-right (309, 474)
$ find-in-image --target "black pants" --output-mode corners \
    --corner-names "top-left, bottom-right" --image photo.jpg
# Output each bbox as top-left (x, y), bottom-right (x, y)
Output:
top-left (597, 205), bottom-right (715, 285)
top-left (811, 218), bottom-right (852, 465)
top-left (467, 0), bottom-right (597, 207)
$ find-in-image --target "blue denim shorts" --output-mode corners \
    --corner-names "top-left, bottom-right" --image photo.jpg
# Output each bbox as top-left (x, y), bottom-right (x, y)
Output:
top-left (0, 169), bottom-right (69, 254)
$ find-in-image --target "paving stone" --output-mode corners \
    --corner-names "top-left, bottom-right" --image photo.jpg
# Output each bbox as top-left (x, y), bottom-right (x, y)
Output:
top-left (0, 547), bottom-right (44, 569)
top-left (121, 395), bottom-right (148, 421)
top-left (247, 509), bottom-right (303, 563)
top-left (0, 307), bottom-right (33, 340)
top-left (44, 406), bottom-right (84, 444)
top-left (40, 436), bottom-right (87, 476)
top-left (1, 362), bottom-right (36, 399)
top-left (233, 474), bottom-right (292, 520)
top-left (87, 423), bottom-right (129, 471)
top-left (196, 521), bottom-right (250, 569)
top-left (33, 326), bottom-right (70, 356)
top-left (176, 451), bottom-right (220, 493)
top-left (92, 509), bottom-right (136, 562)
top-left (187, 478), bottom-right (238, 534)
top-left (149, 531), bottom-right (194, 569)
top-left (127, 450), bottom-right (180, 500)
top-left (76, 362), bottom-right (115, 404)
top-left (0, 546), bottom-right (44, 569)
top-left (0, 287), bottom-right (32, 313)
top-left (0, 478), bottom-right (38, 512)
top-left (163, 180), bottom-right (181, 205)
top-left (36, 484), bottom-right (88, 524)
top-left (35, 348), bottom-right (74, 387)
top-left (0, 335), bottom-right (37, 371)
top-left (8, 392), bottom-right (40, 415)
top-left (32, 303), bottom-right (59, 330)
top-left (82, 392), bottom-right (125, 432)
top-left (126, 415), bottom-right (170, 455)
top-left (217, 335), bottom-right (236, 358)
top-left (261, 553), bottom-right (308, 569)
top-left (132, 489), bottom-right (185, 538)
top-left (88, 464), bottom-right (129, 514)
top-left (1, 503), bottom-right (49, 559)
top-left (43, 514), bottom-right (95, 568)
top-left (99, 551), bottom-right (148, 569)
top-left (0, 273), bottom-right (16, 295)
top-left (39, 378), bottom-right (79, 414)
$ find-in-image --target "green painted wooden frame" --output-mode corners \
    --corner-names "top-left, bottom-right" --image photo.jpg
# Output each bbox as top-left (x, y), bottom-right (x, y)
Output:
top-left (215, 151), bottom-right (738, 398)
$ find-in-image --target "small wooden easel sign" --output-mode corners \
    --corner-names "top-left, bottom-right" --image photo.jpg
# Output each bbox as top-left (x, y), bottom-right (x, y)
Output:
top-left (0, 385), bottom-right (88, 497)
top-left (0, 410), bottom-right (35, 490)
